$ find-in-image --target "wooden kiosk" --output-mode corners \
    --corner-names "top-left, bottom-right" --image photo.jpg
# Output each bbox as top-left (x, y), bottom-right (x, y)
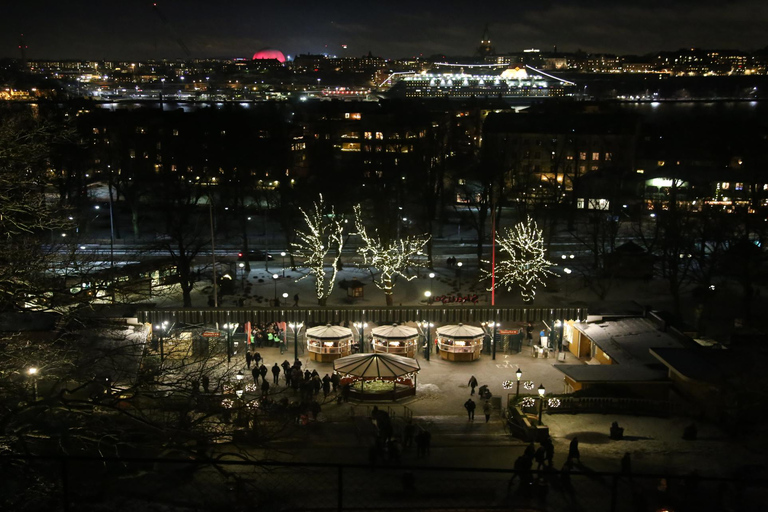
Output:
top-left (333, 353), bottom-right (420, 401)
top-left (370, 324), bottom-right (419, 358)
top-left (436, 323), bottom-right (484, 362)
top-left (306, 324), bottom-right (353, 363)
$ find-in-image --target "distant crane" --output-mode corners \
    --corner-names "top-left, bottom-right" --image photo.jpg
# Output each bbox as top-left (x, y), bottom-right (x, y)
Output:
top-left (152, 2), bottom-right (191, 57)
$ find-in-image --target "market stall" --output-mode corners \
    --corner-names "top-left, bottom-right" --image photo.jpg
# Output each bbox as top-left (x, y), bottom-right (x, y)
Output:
top-left (370, 324), bottom-right (419, 358)
top-left (435, 323), bottom-right (484, 362)
top-left (305, 324), bottom-right (353, 363)
top-left (333, 353), bottom-right (420, 401)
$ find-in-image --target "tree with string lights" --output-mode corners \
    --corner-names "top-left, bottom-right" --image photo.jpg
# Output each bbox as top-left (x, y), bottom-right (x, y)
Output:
top-left (482, 216), bottom-right (556, 302)
top-left (291, 195), bottom-right (345, 306)
top-left (354, 205), bottom-right (430, 306)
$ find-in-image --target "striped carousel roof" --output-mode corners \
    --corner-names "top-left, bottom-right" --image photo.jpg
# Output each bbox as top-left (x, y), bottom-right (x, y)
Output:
top-left (333, 353), bottom-right (420, 378)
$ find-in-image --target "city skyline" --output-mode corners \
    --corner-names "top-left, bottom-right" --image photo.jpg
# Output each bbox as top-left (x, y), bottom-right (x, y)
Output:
top-left (2, 0), bottom-right (767, 61)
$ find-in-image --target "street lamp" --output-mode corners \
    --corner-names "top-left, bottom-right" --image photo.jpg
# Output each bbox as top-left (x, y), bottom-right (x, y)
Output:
top-left (28, 367), bottom-right (38, 401)
top-left (424, 290), bottom-right (432, 304)
top-left (456, 261), bottom-right (463, 289)
top-left (561, 254), bottom-right (575, 261)
top-left (154, 320), bottom-right (172, 362)
top-left (223, 322), bottom-right (238, 364)
top-left (515, 368), bottom-right (522, 398)
top-left (429, 272), bottom-right (435, 296)
top-left (563, 267), bottom-right (572, 297)
top-left (236, 389), bottom-right (244, 399)
top-left (486, 321), bottom-right (499, 360)
top-left (238, 262), bottom-right (246, 292)
top-left (236, 370), bottom-right (244, 382)
top-left (353, 322), bottom-right (368, 353)
top-left (420, 320), bottom-right (434, 361)
top-left (538, 384), bottom-right (546, 425)
top-left (289, 322), bottom-right (304, 361)
top-left (272, 273), bottom-right (279, 306)
top-left (280, 252), bottom-right (287, 278)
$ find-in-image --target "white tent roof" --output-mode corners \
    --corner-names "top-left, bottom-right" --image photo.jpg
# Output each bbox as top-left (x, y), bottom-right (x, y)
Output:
top-left (370, 324), bottom-right (419, 340)
top-left (305, 324), bottom-right (353, 340)
top-left (333, 353), bottom-right (420, 378)
top-left (435, 323), bottom-right (484, 339)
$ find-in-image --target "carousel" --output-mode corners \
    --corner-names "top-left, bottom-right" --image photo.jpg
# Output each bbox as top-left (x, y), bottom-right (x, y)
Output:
top-left (370, 324), bottom-right (419, 358)
top-left (305, 324), bottom-right (353, 363)
top-left (435, 323), bottom-right (484, 362)
top-left (333, 353), bottom-right (420, 401)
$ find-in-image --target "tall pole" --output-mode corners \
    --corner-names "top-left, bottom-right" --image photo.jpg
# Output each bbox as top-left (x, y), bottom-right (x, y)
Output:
top-left (491, 192), bottom-right (496, 306)
top-left (294, 325), bottom-right (299, 362)
top-left (425, 323), bottom-right (431, 361)
top-left (227, 327), bottom-right (232, 364)
top-left (492, 317), bottom-right (498, 361)
top-left (107, 181), bottom-right (116, 303)
top-left (209, 202), bottom-right (218, 308)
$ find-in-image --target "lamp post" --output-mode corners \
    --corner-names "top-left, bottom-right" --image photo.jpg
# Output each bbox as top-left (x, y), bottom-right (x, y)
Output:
top-left (238, 262), bottom-right (245, 292)
top-left (154, 320), bottom-right (172, 362)
top-left (353, 322), bottom-right (367, 353)
top-left (563, 267), bottom-right (572, 297)
top-left (28, 367), bottom-right (38, 401)
top-left (289, 322), bottom-right (304, 361)
top-left (429, 272), bottom-right (435, 297)
top-left (280, 252), bottom-right (287, 278)
top-left (515, 368), bottom-right (522, 398)
top-left (538, 384), bottom-right (546, 425)
top-left (272, 273), bottom-right (279, 306)
top-left (236, 370), bottom-right (244, 383)
top-left (421, 320), bottom-right (433, 361)
top-left (223, 322), bottom-right (238, 364)
top-left (424, 290), bottom-right (432, 304)
top-left (456, 261), bottom-right (463, 289)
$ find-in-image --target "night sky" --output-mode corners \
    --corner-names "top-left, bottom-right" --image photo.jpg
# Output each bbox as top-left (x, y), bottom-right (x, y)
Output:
top-left (2, 0), bottom-right (766, 61)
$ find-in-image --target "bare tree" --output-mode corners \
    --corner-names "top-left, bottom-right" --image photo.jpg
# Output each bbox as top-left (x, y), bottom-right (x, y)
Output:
top-left (482, 216), bottom-right (556, 302)
top-left (291, 195), bottom-right (345, 306)
top-left (353, 204), bottom-right (430, 306)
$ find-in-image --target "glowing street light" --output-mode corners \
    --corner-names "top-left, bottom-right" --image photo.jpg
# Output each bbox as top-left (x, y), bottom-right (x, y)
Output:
top-left (538, 384), bottom-right (546, 425)
top-left (28, 367), bottom-right (39, 401)
top-left (272, 273), bottom-right (279, 306)
top-left (280, 252), bottom-right (287, 278)
top-left (515, 368), bottom-right (522, 398)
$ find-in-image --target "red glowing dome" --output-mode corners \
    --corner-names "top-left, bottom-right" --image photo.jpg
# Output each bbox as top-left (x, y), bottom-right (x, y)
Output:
top-left (252, 49), bottom-right (286, 63)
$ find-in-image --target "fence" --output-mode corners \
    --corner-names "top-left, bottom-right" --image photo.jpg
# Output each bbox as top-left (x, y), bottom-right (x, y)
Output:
top-left (548, 397), bottom-right (675, 417)
top-left (3, 455), bottom-right (766, 512)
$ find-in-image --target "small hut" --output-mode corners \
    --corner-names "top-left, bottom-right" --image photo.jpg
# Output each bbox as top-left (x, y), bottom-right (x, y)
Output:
top-left (370, 324), bottom-right (419, 358)
top-left (435, 323), bottom-right (484, 361)
top-left (305, 324), bottom-right (353, 362)
top-left (333, 353), bottom-right (420, 401)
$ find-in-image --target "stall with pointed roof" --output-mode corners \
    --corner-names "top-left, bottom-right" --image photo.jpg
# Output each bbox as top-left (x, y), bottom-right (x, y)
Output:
top-left (333, 352), bottom-right (420, 401)
top-left (436, 323), bottom-right (485, 361)
top-left (370, 324), bottom-right (419, 358)
top-left (306, 324), bottom-right (353, 362)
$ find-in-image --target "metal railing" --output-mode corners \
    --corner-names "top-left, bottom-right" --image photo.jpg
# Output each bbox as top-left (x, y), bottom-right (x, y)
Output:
top-left (3, 454), bottom-right (766, 512)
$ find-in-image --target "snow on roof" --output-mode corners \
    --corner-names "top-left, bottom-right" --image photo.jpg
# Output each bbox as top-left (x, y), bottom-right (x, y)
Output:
top-left (573, 317), bottom-right (686, 366)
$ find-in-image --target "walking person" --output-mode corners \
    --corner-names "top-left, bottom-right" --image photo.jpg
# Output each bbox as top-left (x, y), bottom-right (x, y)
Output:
top-left (534, 444), bottom-right (547, 471)
top-left (293, 294), bottom-right (299, 307)
top-left (621, 452), bottom-right (632, 477)
top-left (281, 359), bottom-right (291, 377)
top-left (543, 437), bottom-right (555, 467)
top-left (468, 375), bottom-right (478, 395)
top-left (330, 372), bottom-right (340, 393)
top-left (251, 365), bottom-right (259, 385)
top-left (483, 400), bottom-right (492, 423)
top-left (253, 351), bottom-right (262, 367)
top-left (464, 397), bottom-right (476, 420)
top-left (568, 437), bottom-right (580, 465)
top-left (245, 351), bottom-right (252, 369)
top-left (322, 376), bottom-right (331, 399)
top-left (261, 379), bottom-right (270, 399)
top-left (271, 363), bottom-right (281, 384)
top-left (259, 363), bottom-right (268, 383)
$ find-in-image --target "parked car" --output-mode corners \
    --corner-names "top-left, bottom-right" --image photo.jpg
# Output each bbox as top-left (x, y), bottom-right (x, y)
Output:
top-left (237, 250), bottom-right (273, 261)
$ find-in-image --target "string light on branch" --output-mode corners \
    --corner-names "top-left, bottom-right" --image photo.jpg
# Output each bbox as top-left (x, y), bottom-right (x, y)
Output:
top-left (548, 398), bottom-right (561, 408)
top-left (523, 380), bottom-right (535, 391)
top-left (481, 215), bottom-right (556, 301)
top-left (502, 380), bottom-right (515, 390)
top-left (521, 397), bottom-right (536, 408)
top-left (221, 398), bottom-right (234, 409)
top-left (245, 383), bottom-right (257, 392)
